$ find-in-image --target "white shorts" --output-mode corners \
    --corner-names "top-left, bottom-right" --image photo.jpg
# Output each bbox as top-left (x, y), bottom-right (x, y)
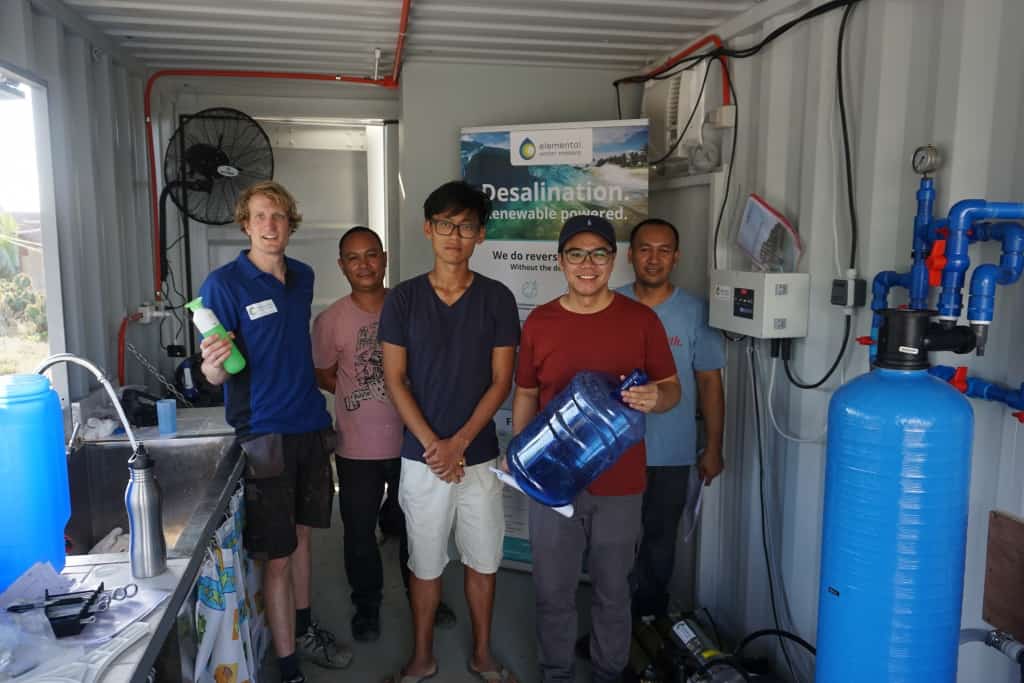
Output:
top-left (398, 457), bottom-right (505, 580)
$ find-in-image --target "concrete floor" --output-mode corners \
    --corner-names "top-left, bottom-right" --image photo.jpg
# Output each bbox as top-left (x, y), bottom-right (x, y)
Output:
top-left (261, 507), bottom-right (595, 683)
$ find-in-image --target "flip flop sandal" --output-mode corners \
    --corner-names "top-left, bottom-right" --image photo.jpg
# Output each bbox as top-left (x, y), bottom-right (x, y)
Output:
top-left (382, 669), bottom-right (438, 683)
top-left (467, 661), bottom-right (519, 682)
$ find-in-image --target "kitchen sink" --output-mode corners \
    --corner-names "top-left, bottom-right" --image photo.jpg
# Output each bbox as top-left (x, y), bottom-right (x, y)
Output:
top-left (65, 435), bottom-right (241, 557)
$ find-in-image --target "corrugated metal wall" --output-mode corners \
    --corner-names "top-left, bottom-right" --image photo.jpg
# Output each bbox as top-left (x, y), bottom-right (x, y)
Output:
top-left (0, 0), bottom-right (155, 397)
top-left (686, 1), bottom-right (1024, 681)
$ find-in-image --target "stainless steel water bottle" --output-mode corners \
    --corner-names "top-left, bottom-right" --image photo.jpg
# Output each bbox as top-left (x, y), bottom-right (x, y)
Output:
top-left (125, 445), bottom-right (167, 578)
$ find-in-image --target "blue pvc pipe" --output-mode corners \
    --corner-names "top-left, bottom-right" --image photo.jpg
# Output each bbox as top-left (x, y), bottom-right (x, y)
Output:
top-left (929, 364), bottom-right (1024, 411)
top-left (910, 178), bottom-right (936, 309)
top-left (938, 200), bottom-right (1024, 320)
top-left (966, 223), bottom-right (1024, 323)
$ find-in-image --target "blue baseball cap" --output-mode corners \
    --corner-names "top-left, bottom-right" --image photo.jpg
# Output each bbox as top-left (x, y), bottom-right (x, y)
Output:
top-left (557, 214), bottom-right (617, 252)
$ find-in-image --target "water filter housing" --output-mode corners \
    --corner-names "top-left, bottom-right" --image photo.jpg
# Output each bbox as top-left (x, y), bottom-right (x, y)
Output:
top-left (816, 310), bottom-right (974, 682)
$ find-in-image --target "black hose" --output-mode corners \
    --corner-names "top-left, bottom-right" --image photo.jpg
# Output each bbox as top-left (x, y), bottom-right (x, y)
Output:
top-left (736, 628), bottom-right (818, 662)
top-left (837, 0), bottom-right (860, 270)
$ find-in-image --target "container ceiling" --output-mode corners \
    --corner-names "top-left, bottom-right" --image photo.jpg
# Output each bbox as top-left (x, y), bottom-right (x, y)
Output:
top-left (61, 0), bottom-right (757, 76)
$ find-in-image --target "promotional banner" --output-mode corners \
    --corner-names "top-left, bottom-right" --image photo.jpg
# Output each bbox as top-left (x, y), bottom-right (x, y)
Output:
top-left (461, 119), bottom-right (649, 568)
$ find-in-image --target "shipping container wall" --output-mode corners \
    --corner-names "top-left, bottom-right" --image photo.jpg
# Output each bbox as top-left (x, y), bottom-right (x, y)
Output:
top-left (0, 0), bottom-right (154, 396)
top-left (682, 2), bottom-right (1024, 681)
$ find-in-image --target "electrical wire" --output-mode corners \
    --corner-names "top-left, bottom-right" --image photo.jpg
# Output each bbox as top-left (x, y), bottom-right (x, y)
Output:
top-left (614, 0), bottom-right (860, 88)
top-left (712, 57), bottom-right (738, 270)
top-left (752, 342), bottom-right (817, 682)
top-left (618, 0), bottom-right (862, 274)
top-left (736, 629), bottom-right (817, 661)
top-left (651, 61), bottom-right (713, 165)
top-left (784, 314), bottom-right (852, 389)
top-left (701, 607), bottom-right (722, 648)
top-left (828, 27), bottom-right (845, 278)
top-left (748, 340), bottom-right (798, 682)
top-left (837, 0), bottom-right (860, 269)
top-left (768, 354), bottom-right (827, 443)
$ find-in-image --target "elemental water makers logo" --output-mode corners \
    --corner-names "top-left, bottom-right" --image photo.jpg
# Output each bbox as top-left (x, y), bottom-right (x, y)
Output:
top-left (519, 138), bottom-right (537, 160)
top-left (510, 128), bottom-right (593, 166)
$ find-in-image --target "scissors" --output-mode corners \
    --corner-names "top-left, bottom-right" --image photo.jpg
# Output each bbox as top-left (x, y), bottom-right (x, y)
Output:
top-left (96, 583), bottom-right (138, 611)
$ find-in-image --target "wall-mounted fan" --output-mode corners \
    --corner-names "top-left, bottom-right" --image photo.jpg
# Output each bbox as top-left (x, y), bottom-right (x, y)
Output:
top-left (158, 107), bottom-right (273, 353)
top-left (162, 107), bottom-right (273, 227)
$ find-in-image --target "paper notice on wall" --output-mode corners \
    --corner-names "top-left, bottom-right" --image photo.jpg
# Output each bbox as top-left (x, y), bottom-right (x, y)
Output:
top-left (736, 193), bottom-right (802, 271)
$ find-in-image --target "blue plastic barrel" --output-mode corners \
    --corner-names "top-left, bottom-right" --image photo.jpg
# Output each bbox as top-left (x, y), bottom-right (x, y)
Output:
top-left (0, 374), bottom-right (71, 591)
top-left (816, 367), bottom-right (973, 682)
top-left (508, 370), bottom-right (647, 507)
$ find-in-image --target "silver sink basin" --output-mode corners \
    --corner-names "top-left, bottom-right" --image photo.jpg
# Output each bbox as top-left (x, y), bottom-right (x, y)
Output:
top-left (66, 435), bottom-right (241, 557)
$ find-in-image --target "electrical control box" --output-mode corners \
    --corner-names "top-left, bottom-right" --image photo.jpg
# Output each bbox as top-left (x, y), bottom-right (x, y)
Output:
top-left (709, 270), bottom-right (810, 338)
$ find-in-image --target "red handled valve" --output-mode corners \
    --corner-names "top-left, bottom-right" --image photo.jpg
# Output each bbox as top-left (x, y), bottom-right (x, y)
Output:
top-left (951, 366), bottom-right (969, 393)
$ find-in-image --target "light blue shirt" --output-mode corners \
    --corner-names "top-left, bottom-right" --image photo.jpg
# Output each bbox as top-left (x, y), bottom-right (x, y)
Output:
top-left (616, 284), bottom-right (726, 466)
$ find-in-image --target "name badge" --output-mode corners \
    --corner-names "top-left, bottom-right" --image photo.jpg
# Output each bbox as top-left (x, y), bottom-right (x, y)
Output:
top-left (246, 299), bottom-right (278, 320)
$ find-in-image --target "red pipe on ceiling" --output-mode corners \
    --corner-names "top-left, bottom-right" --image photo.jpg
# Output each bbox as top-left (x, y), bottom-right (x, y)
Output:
top-left (642, 34), bottom-right (732, 106)
top-left (143, 0), bottom-right (412, 298)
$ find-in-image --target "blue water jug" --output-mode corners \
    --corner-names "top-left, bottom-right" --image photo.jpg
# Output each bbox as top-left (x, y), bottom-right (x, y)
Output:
top-left (0, 374), bottom-right (71, 591)
top-left (508, 369), bottom-right (647, 507)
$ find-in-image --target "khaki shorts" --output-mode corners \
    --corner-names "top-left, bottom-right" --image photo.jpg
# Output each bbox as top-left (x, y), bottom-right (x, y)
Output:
top-left (398, 457), bottom-right (505, 580)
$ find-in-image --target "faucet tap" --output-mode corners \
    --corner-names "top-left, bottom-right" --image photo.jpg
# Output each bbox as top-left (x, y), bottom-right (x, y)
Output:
top-left (34, 353), bottom-right (140, 456)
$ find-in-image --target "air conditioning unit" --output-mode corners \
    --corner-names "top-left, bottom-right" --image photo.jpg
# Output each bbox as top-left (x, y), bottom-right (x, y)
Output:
top-left (642, 69), bottom-right (705, 161)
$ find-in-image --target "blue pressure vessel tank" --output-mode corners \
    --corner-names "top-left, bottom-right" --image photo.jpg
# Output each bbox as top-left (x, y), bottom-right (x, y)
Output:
top-left (0, 374), bottom-right (71, 591)
top-left (816, 310), bottom-right (973, 682)
top-left (508, 369), bottom-right (646, 507)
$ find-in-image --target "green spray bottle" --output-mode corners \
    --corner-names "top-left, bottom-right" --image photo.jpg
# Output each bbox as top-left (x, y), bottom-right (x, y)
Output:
top-left (185, 297), bottom-right (246, 374)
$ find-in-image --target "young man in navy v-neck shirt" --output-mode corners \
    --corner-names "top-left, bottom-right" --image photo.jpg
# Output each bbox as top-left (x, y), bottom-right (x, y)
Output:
top-left (198, 182), bottom-right (350, 683)
top-left (380, 181), bottom-right (521, 683)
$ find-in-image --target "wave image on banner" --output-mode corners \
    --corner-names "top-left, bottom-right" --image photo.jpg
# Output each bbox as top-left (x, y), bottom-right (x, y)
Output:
top-left (461, 124), bottom-right (648, 242)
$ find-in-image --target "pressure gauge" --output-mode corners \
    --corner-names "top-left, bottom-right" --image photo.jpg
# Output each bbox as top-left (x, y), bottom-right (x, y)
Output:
top-left (912, 145), bottom-right (942, 175)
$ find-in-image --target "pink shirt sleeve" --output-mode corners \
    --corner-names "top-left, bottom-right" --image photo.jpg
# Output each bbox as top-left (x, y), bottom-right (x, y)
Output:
top-left (311, 307), bottom-right (338, 370)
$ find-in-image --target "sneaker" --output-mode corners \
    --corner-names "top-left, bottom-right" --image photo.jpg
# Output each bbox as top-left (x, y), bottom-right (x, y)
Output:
top-left (296, 621), bottom-right (353, 669)
top-left (351, 608), bottom-right (380, 643)
top-left (281, 675), bottom-right (305, 683)
top-left (434, 600), bottom-right (456, 629)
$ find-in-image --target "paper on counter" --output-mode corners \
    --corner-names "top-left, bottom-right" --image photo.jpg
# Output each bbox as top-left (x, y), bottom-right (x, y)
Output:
top-left (60, 588), bottom-right (170, 647)
top-left (0, 563), bottom-right (74, 611)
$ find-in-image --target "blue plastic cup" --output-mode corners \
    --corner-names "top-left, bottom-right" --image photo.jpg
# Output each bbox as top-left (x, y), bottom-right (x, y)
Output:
top-left (156, 398), bottom-right (177, 435)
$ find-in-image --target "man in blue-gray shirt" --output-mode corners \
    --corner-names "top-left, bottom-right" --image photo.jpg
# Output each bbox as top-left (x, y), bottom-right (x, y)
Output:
top-left (617, 217), bottom-right (726, 619)
top-left (380, 181), bottom-right (521, 683)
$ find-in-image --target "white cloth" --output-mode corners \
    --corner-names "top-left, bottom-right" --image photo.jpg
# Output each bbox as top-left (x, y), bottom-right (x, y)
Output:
top-left (399, 458), bottom-right (505, 580)
top-left (194, 488), bottom-right (267, 683)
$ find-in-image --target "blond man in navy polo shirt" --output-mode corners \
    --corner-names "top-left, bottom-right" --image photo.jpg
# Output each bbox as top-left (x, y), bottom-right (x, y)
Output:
top-left (199, 181), bottom-right (351, 683)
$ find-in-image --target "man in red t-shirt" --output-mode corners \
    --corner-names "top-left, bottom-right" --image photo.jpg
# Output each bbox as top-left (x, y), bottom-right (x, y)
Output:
top-left (512, 215), bottom-right (681, 683)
